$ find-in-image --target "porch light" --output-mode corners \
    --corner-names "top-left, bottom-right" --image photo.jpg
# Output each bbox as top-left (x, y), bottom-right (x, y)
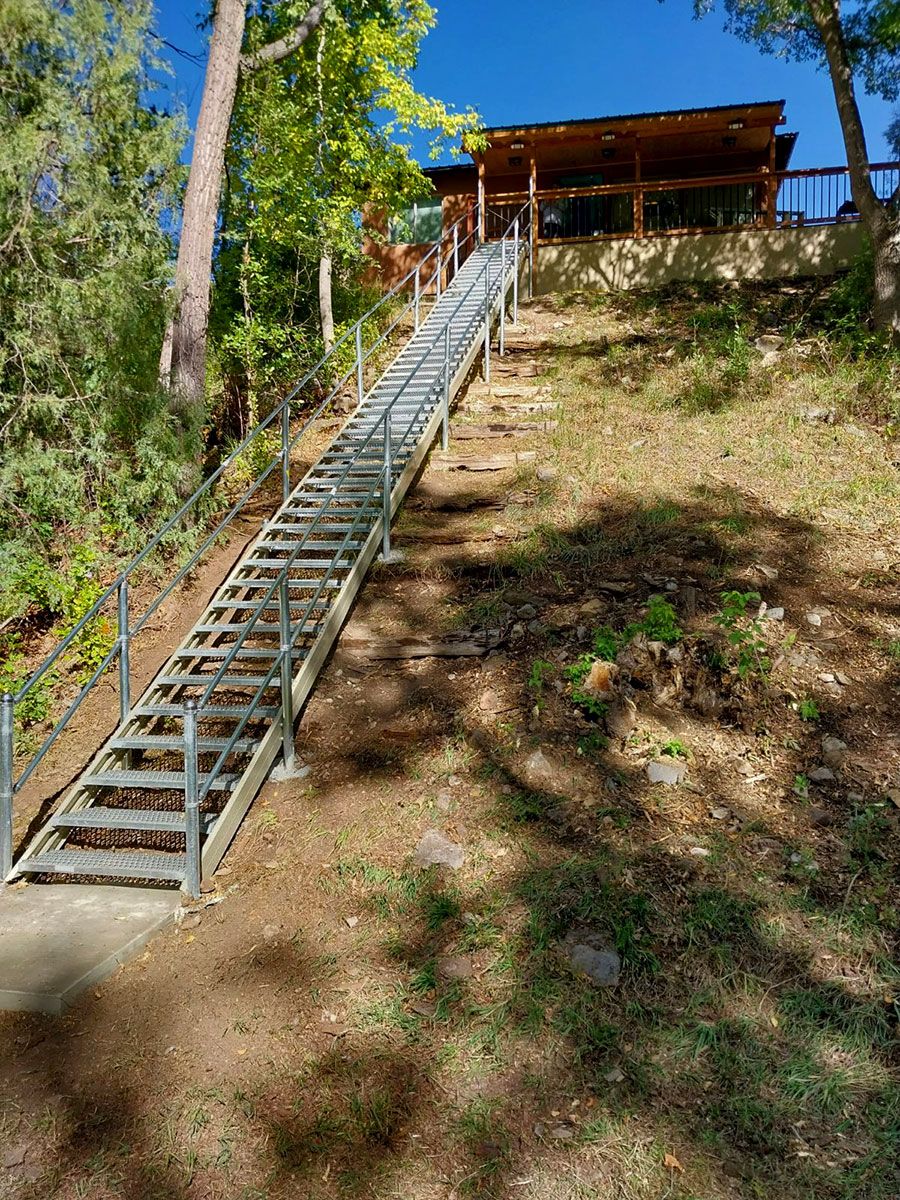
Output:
top-left (727, 119), bottom-right (745, 130)
top-left (601, 132), bottom-right (616, 141)
top-left (510, 140), bottom-right (525, 150)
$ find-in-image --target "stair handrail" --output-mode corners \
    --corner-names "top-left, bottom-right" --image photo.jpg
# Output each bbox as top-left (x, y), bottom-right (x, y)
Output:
top-left (0, 203), bottom-right (481, 874)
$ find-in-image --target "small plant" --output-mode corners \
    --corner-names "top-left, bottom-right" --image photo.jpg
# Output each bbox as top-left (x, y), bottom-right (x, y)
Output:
top-left (591, 625), bottom-right (620, 661)
top-left (570, 686), bottom-right (608, 720)
top-left (797, 698), bottom-right (821, 722)
top-left (564, 653), bottom-right (595, 686)
top-left (660, 739), bottom-right (689, 760)
top-left (715, 590), bottom-right (770, 679)
top-left (628, 595), bottom-right (683, 646)
top-left (793, 773), bottom-right (810, 799)
top-left (527, 659), bottom-right (554, 692)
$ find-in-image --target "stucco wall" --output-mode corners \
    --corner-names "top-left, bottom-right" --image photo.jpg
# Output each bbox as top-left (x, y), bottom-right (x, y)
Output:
top-left (533, 222), bottom-right (866, 295)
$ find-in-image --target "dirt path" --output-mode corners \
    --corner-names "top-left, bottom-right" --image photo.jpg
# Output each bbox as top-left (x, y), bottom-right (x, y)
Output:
top-left (1, 286), bottom-right (898, 1200)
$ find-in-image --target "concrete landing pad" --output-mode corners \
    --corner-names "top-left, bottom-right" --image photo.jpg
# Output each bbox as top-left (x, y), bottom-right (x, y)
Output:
top-left (0, 883), bottom-right (179, 1015)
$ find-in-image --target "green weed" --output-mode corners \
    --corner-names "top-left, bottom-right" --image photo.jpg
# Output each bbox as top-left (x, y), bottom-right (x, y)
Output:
top-left (715, 590), bottom-right (771, 679)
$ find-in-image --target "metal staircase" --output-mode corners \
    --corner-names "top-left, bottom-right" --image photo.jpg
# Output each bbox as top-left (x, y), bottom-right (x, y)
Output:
top-left (2, 205), bottom-right (528, 895)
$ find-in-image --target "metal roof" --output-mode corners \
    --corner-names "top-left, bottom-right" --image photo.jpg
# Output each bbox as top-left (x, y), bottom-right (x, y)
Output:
top-left (482, 99), bottom-right (786, 138)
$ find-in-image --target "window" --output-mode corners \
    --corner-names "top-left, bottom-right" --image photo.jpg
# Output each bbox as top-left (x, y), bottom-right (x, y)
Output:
top-left (388, 197), bottom-right (443, 244)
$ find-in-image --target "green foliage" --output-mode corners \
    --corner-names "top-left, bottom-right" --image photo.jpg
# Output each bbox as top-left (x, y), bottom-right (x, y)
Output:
top-left (797, 698), bottom-right (821, 723)
top-left (213, 0), bottom-right (481, 411)
top-left (715, 590), bottom-right (771, 679)
top-left (591, 625), bottom-right (620, 661)
top-left (624, 595), bottom-right (683, 646)
top-left (0, 638), bottom-right (55, 733)
top-left (527, 658), bottom-right (554, 692)
top-left (661, 739), bottom-right (689, 760)
top-left (0, 0), bottom-right (190, 619)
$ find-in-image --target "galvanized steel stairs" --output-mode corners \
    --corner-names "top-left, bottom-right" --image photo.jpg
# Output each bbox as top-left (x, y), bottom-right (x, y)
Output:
top-left (12, 242), bottom-right (517, 891)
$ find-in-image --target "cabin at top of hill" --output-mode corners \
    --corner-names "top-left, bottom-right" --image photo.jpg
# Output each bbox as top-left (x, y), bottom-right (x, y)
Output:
top-left (362, 98), bottom-right (899, 294)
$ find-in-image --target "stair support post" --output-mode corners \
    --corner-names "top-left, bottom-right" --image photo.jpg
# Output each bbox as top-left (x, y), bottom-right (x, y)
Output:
top-left (117, 578), bottom-right (130, 728)
top-left (382, 409), bottom-right (392, 559)
top-left (453, 225), bottom-right (459, 276)
top-left (278, 575), bottom-right (295, 772)
top-left (442, 323), bottom-right (451, 452)
top-left (499, 238), bottom-right (506, 357)
top-left (183, 699), bottom-right (201, 898)
top-left (414, 267), bottom-right (420, 332)
top-left (512, 219), bottom-right (520, 324)
top-left (435, 245), bottom-right (442, 300)
top-left (281, 397), bottom-right (291, 502)
top-left (355, 324), bottom-right (364, 408)
top-left (0, 692), bottom-right (13, 878)
top-left (483, 267), bottom-right (491, 385)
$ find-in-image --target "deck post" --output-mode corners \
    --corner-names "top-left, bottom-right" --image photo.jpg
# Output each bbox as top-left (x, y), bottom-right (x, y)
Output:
top-left (442, 322), bottom-right (451, 452)
top-left (183, 699), bottom-right (201, 898)
top-left (512, 218), bottom-right (520, 324)
top-left (382, 409), bottom-right (392, 559)
top-left (0, 692), bottom-right (14, 878)
top-left (477, 160), bottom-right (485, 244)
top-left (483, 267), bottom-right (491, 385)
top-left (499, 237), bottom-right (506, 357)
top-left (529, 155), bottom-right (537, 298)
top-left (278, 575), bottom-right (295, 772)
top-left (414, 267), bottom-right (420, 332)
top-left (281, 396), bottom-right (291, 501)
top-left (117, 579), bottom-right (130, 727)
top-left (355, 324), bottom-right (364, 407)
top-left (766, 125), bottom-right (778, 229)
top-left (634, 137), bottom-right (644, 239)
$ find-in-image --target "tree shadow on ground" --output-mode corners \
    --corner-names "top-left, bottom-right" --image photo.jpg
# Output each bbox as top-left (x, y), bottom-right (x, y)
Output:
top-left (1, 479), bottom-right (898, 1199)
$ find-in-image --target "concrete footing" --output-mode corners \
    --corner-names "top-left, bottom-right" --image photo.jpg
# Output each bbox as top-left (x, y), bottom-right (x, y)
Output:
top-left (0, 883), bottom-right (178, 1015)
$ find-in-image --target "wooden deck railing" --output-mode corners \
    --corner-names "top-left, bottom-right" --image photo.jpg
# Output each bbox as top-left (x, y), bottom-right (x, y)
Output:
top-left (482, 162), bottom-right (900, 244)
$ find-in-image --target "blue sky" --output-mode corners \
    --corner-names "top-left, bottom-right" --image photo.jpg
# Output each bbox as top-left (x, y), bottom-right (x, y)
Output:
top-left (153, 0), bottom-right (896, 169)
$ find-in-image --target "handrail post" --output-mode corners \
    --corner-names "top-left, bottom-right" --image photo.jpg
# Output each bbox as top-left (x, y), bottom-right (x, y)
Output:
top-left (183, 699), bottom-right (201, 898)
top-left (278, 574), bottom-right (295, 773)
top-left (1, 693), bottom-right (14, 878)
top-left (483, 267), bottom-right (491, 385)
top-left (499, 237), bottom-right (507, 357)
top-left (453, 225), bottom-right (459, 276)
top-left (414, 267), bottom-right (420, 332)
top-left (442, 322), bottom-right (451, 452)
top-left (435, 244), bottom-right (442, 300)
top-left (355, 324), bottom-right (364, 408)
top-left (512, 218), bottom-right (520, 325)
top-left (117, 579), bottom-right (130, 728)
top-left (382, 409), bottom-right (392, 559)
top-left (281, 397), bottom-right (290, 502)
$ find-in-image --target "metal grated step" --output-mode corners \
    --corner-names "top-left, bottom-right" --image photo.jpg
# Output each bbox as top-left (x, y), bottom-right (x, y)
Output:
top-left (49, 807), bottom-right (217, 832)
top-left (109, 735), bottom-right (259, 753)
top-left (82, 770), bottom-right (238, 792)
top-left (131, 704), bottom-right (278, 719)
top-left (18, 849), bottom-right (187, 881)
top-left (154, 673), bottom-right (279, 690)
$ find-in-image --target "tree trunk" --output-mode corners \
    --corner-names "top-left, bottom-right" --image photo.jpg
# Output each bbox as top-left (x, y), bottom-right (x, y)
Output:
top-left (318, 251), bottom-right (335, 352)
top-left (873, 216), bottom-right (900, 340)
top-left (163, 0), bottom-right (246, 420)
top-left (809, 0), bottom-right (899, 337)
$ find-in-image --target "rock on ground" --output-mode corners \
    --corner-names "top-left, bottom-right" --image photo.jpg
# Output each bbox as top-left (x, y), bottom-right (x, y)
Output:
top-left (414, 829), bottom-right (465, 870)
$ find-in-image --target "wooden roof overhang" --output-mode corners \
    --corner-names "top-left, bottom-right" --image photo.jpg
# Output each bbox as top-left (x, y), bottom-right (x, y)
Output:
top-left (468, 100), bottom-right (787, 180)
